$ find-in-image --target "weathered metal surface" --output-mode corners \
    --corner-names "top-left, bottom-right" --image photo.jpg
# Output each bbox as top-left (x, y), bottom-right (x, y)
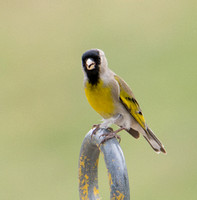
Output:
top-left (79, 128), bottom-right (130, 200)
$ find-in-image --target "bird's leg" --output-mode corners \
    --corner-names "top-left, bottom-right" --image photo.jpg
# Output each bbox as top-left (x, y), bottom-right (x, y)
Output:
top-left (99, 127), bottom-right (124, 146)
top-left (91, 124), bottom-right (100, 138)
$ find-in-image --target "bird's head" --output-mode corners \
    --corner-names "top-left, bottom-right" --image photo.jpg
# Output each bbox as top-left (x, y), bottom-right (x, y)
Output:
top-left (82, 49), bottom-right (108, 85)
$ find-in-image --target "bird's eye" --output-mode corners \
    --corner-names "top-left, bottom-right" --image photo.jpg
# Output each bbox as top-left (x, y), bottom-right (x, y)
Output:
top-left (86, 58), bottom-right (96, 70)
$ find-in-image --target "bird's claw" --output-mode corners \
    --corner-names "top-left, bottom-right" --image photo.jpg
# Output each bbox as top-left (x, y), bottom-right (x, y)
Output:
top-left (91, 124), bottom-right (100, 139)
top-left (106, 127), bottom-right (114, 132)
top-left (99, 131), bottom-right (121, 147)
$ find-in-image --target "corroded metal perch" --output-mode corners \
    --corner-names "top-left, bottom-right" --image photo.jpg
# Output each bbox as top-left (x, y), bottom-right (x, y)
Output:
top-left (78, 128), bottom-right (130, 200)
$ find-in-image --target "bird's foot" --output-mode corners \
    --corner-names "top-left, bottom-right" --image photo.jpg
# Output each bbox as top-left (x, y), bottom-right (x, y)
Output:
top-left (99, 127), bottom-right (124, 146)
top-left (106, 127), bottom-right (114, 132)
top-left (91, 124), bottom-right (100, 139)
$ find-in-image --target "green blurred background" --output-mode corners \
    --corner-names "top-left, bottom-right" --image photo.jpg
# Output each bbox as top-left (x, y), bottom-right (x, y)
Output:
top-left (0, 0), bottom-right (197, 199)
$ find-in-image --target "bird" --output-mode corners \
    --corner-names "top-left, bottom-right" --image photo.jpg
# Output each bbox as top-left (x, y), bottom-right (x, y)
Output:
top-left (81, 49), bottom-right (166, 154)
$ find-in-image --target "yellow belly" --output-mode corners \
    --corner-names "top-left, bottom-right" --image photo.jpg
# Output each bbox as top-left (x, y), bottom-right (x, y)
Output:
top-left (85, 81), bottom-right (115, 119)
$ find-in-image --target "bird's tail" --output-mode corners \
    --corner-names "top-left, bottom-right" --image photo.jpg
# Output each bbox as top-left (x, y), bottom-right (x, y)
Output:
top-left (143, 127), bottom-right (166, 154)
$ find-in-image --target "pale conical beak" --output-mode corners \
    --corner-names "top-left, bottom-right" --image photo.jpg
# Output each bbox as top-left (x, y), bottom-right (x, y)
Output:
top-left (86, 58), bottom-right (95, 70)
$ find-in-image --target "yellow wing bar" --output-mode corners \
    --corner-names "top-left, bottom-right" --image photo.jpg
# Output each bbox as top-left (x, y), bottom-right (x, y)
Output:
top-left (114, 75), bottom-right (146, 130)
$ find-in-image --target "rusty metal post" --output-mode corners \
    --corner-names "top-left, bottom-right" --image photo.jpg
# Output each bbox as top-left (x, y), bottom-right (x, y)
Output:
top-left (78, 128), bottom-right (130, 200)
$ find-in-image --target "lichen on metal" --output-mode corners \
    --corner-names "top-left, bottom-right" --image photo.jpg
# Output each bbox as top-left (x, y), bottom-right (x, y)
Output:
top-left (78, 128), bottom-right (130, 200)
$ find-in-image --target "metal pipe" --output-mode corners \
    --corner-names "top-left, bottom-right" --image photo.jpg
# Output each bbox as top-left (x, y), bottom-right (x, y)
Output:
top-left (78, 128), bottom-right (130, 200)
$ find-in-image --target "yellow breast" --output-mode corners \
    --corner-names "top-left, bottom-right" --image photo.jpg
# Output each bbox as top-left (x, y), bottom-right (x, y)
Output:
top-left (85, 80), bottom-right (115, 119)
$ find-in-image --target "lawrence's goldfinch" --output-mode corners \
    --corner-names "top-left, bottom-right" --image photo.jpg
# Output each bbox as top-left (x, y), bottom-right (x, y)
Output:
top-left (81, 49), bottom-right (166, 154)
